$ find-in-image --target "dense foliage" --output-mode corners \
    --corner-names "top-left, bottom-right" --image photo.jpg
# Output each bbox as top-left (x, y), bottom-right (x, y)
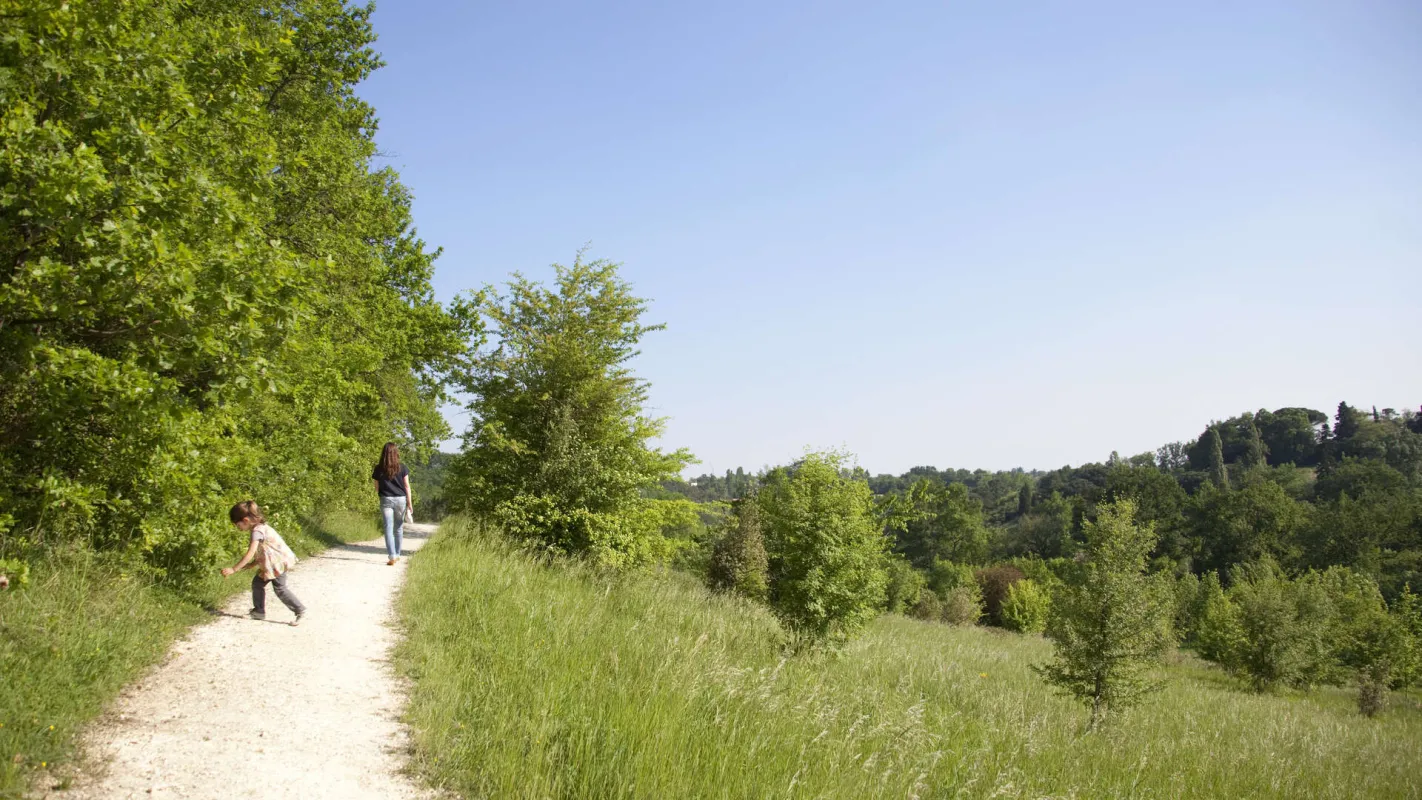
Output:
top-left (0, 0), bottom-right (472, 588)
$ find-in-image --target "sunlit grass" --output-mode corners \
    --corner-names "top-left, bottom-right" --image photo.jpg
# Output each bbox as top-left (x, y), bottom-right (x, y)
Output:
top-left (398, 517), bottom-right (1422, 799)
top-left (0, 511), bottom-right (373, 798)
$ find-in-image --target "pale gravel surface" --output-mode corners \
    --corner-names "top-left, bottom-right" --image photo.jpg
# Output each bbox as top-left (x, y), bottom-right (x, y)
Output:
top-left (52, 523), bottom-right (439, 800)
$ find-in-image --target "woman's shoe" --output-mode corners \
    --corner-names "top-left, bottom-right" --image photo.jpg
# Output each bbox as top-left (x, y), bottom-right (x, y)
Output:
top-left (387, 558), bottom-right (396, 566)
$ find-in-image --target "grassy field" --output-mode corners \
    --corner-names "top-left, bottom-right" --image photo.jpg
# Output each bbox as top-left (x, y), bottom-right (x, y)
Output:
top-left (397, 518), bottom-right (1422, 799)
top-left (0, 511), bottom-right (377, 798)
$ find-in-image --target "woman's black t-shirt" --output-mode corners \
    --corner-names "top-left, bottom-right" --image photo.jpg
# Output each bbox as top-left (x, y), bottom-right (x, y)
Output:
top-left (373, 464), bottom-right (409, 498)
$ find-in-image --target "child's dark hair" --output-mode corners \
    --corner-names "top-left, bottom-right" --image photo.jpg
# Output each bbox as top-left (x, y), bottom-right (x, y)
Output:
top-left (229, 500), bottom-right (265, 525)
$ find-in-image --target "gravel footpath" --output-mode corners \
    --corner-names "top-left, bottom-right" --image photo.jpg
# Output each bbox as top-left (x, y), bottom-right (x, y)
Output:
top-left (52, 523), bottom-right (439, 800)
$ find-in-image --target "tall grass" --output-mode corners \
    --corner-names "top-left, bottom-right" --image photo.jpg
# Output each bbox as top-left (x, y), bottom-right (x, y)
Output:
top-left (398, 517), bottom-right (1422, 799)
top-left (0, 511), bottom-right (374, 798)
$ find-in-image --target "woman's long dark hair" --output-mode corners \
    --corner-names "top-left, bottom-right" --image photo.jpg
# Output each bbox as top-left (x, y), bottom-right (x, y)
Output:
top-left (378, 442), bottom-right (401, 479)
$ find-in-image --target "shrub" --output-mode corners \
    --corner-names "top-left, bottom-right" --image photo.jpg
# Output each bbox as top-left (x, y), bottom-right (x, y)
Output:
top-left (883, 554), bottom-right (926, 614)
top-left (1007, 556), bottom-right (1065, 591)
top-left (975, 565), bottom-right (1026, 626)
top-left (1333, 580), bottom-right (1419, 716)
top-left (1001, 579), bottom-right (1051, 634)
top-left (1171, 572), bottom-right (1201, 641)
top-left (942, 586), bottom-right (985, 626)
top-left (1193, 572), bottom-right (1243, 664)
top-left (0, 558), bottom-right (29, 591)
top-left (757, 452), bottom-right (888, 645)
top-left (1228, 563), bottom-right (1304, 690)
top-left (708, 499), bottom-right (769, 602)
top-left (1341, 608), bottom-right (1414, 717)
top-left (1225, 561), bottom-right (1340, 691)
top-left (910, 590), bottom-right (944, 622)
top-left (928, 559), bottom-right (977, 596)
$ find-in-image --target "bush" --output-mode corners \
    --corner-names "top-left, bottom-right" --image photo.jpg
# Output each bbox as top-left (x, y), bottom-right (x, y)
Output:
top-left (908, 586), bottom-right (983, 626)
top-left (1224, 561), bottom-right (1342, 691)
top-left (1342, 608), bottom-right (1414, 717)
top-left (1334, 580), bottom-right (1419, 716)
top-left (910, 590), bottom-right (944, 622)
top-left (1006, 556), bottom-right (1066, 591)
top-left (928, 559), bottom-right (977, 596)
top-left (1171, 572), bottom-right (1201, 641)
top-left (975, 565), bottom-right (1026, 626)
top-left (883, 554), bottom-right (926, 614)
top-left (1228, 564), bottom-right (1305, 690)
top-left (1001, 579), bottom-right (1051, 634)
top-left (708, 499), bottom-right (769, 602)
top-left (1192, 572), bottom-right (1243, 664)
top-left (942, 586), bottom-right (985, 626)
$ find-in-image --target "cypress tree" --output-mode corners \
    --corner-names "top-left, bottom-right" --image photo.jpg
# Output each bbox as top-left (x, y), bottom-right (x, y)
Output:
top-left (1242, 417), bottom-right (1267, 470)
top-left (1207, 428), bottom-right (1229, 489)
top-left (1018, 482), bottom-right (1034, 517)
top-left (1334, 402), bottom-right (1362, 441)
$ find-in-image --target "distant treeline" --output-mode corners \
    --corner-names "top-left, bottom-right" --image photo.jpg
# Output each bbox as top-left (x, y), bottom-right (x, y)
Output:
top-left (669, 403), bottom-right (1422, 598)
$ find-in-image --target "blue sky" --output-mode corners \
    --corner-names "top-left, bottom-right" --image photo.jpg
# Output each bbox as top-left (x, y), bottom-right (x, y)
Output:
top-left (359, 0), bottom-right (1422, 475)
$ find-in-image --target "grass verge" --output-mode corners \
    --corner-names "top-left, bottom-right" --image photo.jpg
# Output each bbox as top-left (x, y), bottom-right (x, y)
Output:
top-left (398, 517), bottom-right (1422, 799)
top-left (0, 510), bottom-right (375, 798)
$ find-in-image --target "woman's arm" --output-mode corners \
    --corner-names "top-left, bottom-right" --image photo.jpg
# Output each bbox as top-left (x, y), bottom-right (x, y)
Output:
top-left (403, 473), bottom-right (414, 513)
top-left (221, 539), bottom-right (261, 577)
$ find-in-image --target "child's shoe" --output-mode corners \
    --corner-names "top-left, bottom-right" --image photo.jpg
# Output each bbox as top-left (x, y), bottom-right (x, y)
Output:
top-left (248, 609), bottom-right (266, 621)
top-left (291, 612), bottom-right (304, 627)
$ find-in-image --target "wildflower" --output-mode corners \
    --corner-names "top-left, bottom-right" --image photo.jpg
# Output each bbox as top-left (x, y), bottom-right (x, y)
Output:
top-left (979, 673), bottom-right (989, 678)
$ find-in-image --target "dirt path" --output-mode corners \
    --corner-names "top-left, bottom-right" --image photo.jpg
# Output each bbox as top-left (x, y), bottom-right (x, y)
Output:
top-left (53, 523), bottom-right (439, 800)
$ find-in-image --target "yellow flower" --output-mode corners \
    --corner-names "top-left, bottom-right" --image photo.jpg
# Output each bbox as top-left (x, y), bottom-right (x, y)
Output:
top-left (979, 672), bottom-right (989, 678)
top-left (48, 725), bottom-right (54, 731)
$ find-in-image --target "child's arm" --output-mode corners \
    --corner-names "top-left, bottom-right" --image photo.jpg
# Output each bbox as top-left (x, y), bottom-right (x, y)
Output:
top-left (221, 538), bottom-right (261, 577)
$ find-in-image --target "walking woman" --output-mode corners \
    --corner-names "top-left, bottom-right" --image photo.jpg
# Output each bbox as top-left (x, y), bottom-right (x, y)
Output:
top-left (373, 442), bottom-right (414, 565)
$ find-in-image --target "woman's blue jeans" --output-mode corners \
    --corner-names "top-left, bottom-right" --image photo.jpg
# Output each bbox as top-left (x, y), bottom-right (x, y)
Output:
top-left (380, 495), bottom-right (407, 560)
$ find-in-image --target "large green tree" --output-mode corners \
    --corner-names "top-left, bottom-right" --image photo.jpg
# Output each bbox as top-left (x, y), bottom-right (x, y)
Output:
top-left (886, 479), bottom-right (989, 568)
top-left (447, 256), bottom-right (690, 566)
top-left (0, 0), bottom-right (469, 586)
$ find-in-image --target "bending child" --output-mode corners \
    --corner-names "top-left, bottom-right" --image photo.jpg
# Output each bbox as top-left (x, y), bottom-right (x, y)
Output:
top-left (221, 500), bottom-right (306, 626)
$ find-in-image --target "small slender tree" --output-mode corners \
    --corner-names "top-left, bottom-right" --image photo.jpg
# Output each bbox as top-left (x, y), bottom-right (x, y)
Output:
top-left (1036, 499), bottom-right (1173, 729)
top-left (1017, 482), bottom-right (1034, 517)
